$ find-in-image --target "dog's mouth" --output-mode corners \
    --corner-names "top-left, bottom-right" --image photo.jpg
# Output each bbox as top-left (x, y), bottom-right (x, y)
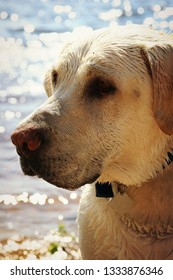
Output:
top-left (20, 157), bottom-right (42, 177)
top-left (20, 156), bottom-right (99, 190)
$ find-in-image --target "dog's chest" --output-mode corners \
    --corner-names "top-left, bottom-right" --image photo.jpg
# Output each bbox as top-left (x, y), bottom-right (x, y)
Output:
top-left (78, 182), bottom-right (173, 259)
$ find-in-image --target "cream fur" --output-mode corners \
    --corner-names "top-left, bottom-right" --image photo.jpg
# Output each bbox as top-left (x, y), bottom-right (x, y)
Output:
top-left (78, 165), bottom-right (173, 259)
top-left (12, 25), bottom-right (173, 259)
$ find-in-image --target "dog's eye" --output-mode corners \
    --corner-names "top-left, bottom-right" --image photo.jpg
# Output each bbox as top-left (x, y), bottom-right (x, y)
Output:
top-left (51, 69), bottom-right (58, 88)
top-left (90, 78), bottom-right (116, 98)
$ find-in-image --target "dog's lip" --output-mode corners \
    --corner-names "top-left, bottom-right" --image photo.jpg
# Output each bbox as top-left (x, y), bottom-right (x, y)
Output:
top-left (20, 156), bottom-right (100, 190)
top-left (20, 156), bottom-right (37, 176)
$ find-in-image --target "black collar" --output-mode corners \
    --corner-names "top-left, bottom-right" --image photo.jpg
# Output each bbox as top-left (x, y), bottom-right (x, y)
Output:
top-left (95, 182), bottom-right (114, 198)
top-left (96, 151), bottom-right (173, 198)
top-left (166, 151), bottom-right (173, 166)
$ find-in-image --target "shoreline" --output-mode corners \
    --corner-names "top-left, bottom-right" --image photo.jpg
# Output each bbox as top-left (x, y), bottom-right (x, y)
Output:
top-left (0, 224), bottom-right (80, 260)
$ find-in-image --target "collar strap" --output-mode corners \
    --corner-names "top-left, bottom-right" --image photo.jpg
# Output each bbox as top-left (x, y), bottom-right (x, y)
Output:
top-left (95, 151), bottom-right (173, 198)
top-left (95, 182), bottom-right (114, 198)
top-left (166, 151), bottom-right (173, 165)
top-left (95, 182), bottom-right (126, 198)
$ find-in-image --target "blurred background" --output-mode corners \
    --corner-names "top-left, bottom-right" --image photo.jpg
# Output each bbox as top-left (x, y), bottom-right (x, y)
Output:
top-left (0, 0), bottom-right (173, 258)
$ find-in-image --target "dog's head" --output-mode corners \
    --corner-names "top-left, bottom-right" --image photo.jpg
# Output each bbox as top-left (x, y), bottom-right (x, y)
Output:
top-left (11, 25), bottom-right (173, 190)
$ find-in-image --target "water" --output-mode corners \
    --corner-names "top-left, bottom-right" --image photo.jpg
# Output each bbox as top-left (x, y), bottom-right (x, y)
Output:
top-left (0, 0), bottom-right (173, 242)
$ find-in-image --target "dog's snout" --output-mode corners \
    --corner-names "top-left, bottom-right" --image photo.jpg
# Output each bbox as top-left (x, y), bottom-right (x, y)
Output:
top-left (11, 128), bottom-right (42, 156)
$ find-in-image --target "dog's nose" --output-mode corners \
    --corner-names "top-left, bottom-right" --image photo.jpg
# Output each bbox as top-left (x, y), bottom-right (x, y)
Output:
top-left (11, 128), bottom-right (42, 156)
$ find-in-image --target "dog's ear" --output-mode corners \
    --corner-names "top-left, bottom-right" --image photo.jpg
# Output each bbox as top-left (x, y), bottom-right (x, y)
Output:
top-left (44, 68), bottom-right (53, 97)
top-left (141, 43), bottom-right (173, 135)
top-left (44, 67), bottom-right (58, 97)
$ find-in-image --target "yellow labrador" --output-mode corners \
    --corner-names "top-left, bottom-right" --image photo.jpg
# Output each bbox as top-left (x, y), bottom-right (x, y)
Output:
top-left (11, 25), bottom-right (173, 259)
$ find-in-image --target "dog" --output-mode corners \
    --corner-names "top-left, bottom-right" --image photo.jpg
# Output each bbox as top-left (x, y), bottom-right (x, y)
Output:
top-left (11, 25), bottom-right (173, 259)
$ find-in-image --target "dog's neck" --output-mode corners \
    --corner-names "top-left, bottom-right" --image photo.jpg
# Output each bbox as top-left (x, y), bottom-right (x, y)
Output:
top-left (94, 162), bottom-right (173, 240)
top-left (95, 150), bottom-right (173, 198)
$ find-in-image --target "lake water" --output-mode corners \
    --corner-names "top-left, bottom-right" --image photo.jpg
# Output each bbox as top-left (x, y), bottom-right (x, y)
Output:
top-left (0, 0), bottom-right (173, 242)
